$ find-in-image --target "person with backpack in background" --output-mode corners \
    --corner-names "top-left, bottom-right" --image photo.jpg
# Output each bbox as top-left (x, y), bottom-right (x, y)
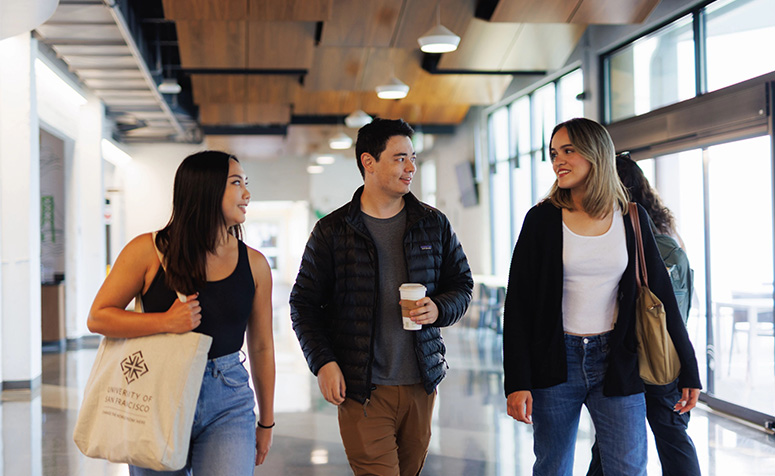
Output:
top-left (587, 152), bottom-right (700, 476)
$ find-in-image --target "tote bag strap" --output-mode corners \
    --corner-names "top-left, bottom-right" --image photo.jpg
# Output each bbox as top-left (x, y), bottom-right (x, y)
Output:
top-left (137, 232), bottom-right (186, 308)
top-left (628, 203), bottom-right (649, 289)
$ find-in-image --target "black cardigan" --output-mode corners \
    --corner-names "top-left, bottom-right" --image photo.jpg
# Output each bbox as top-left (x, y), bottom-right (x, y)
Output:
top-left (502, 201), bottom-right (702, 397)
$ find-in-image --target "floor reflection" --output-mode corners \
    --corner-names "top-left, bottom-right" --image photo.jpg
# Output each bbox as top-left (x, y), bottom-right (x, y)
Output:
top-left (4, 307), bottom-right (775, 475)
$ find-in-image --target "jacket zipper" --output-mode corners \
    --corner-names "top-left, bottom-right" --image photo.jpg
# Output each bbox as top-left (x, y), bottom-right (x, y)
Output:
top-left (346, 218), bottom-right (379, 403)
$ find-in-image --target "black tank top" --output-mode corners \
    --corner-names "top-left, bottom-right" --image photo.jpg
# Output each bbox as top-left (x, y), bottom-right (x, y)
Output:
top-left (141, 240), bottom-right (255, 359)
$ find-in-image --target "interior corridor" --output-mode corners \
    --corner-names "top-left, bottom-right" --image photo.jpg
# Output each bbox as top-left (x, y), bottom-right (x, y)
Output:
top-left (4, 285), bottom-right (775, 476)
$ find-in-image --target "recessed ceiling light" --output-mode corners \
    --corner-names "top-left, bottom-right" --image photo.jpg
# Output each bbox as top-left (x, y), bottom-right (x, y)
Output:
top-left (307, 165), bottom-right (325, 174)
top-left (315, 155), bottom-right (336, 165)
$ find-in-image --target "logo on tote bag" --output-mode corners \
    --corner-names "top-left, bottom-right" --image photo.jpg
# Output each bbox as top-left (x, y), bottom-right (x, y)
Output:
top-left (121, 351), bottom-right (149, 384)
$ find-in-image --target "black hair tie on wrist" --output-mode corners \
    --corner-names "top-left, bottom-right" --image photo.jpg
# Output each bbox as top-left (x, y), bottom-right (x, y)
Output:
top-left (257, 421), bottom-right (275, 429)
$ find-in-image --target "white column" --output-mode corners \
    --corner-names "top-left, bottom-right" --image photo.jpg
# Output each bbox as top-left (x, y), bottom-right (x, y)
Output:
top-left (65, 98), bottom-right (106, 340)
top-left (0, 33), bottom-right (41, 388)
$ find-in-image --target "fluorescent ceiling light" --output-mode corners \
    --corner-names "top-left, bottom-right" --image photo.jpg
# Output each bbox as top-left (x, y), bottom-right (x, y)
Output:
top-left (329, 132), bottom-right (353, 150)
top-left (375, 76), bottom-right (409, 100)
top-left (345, 109), bottom-right (372, 128)
top-left (35, 58), bottom-right (87, 106)
top-left (101, 139), bottom-right (132, 167)
top-left (418, 24), bottom-right (460, 53)
top-left (315, 155), bottom-right (336, 165)
top-left (307, 165), bottom-right (325, 174)
top-left (158, 78), bottom-right (182, 94)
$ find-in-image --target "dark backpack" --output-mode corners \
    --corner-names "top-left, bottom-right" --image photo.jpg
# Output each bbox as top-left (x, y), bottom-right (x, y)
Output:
top-left (654, 233), bottom-right (693, 324)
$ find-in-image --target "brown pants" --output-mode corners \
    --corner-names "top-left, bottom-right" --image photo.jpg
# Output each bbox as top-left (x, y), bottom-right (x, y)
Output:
top-left (338, 384), bottom-right (436, 476)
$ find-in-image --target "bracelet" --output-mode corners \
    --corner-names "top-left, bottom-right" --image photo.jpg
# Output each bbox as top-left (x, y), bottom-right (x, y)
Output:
top-left (256, 421), bottom-right (275, 429)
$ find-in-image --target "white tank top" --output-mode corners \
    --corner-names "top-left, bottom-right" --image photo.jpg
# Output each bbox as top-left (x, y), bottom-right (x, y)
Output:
top-left (562, 208), bottom-right (628, 335)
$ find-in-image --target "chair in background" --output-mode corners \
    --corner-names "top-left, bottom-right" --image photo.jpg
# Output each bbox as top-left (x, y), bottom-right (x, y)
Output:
top-left (728, 289), bottom-right (774, 373)
top-left (477, 283), bottom-right (505, 333)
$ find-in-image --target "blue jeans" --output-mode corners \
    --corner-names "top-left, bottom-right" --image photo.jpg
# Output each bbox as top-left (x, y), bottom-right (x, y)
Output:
top-left (129, 351), bottom-right (256, 476)
top-left (587, 379), bottom-right (701, 476)
top-left (532, 333), bottom-right (647, 476)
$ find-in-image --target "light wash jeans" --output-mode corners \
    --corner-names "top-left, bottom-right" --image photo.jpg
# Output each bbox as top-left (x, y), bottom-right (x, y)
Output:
top-left (129, 351), bottom-right (256, 476)
top-left (531, 332), bottom-right (647, 476)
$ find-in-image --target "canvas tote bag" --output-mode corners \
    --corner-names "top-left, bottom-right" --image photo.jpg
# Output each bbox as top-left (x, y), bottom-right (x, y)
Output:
top-left (629, 203), bottom-right (681, 386)
top-left (73, 234), bottom-right (212, 471)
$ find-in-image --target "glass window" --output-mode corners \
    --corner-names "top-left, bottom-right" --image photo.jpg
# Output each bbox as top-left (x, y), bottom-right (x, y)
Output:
top-left (706, 136), bottom-right (773, 415)
top-left (420, 159), bottom-right (436, 207)
top-left (705, 0), bottom-right (775, 92)
top-left (491, 160), bottom-right (512, 277)
top-left (491, 107), bottom-right (510, 162)
top-left (511, 98), bottom-right (532, 233)
top-left (489, 108), bottom-right (512, 276)
top-left (607, 15), bottom-right (695, 122)
top-left (557, 69), bottom-right (584, 121)
top-left (532, 83), bottom-right (556, 164)
top-left (534, 151), bottom-right (556, 200)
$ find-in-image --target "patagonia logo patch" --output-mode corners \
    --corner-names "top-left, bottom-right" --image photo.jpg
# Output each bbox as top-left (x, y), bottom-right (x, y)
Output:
top-left (420, 244), bottom-right (432, 251)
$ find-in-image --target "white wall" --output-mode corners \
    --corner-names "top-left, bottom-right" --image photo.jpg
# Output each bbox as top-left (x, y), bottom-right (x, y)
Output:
top-left (121, 142), bottom-right (204, 240)
top-left (0, 33), bottom-right (41, 385)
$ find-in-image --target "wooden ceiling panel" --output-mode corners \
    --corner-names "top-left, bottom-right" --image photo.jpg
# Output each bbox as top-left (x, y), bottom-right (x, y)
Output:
top-left (359, 48), bottom-right (423, 92)
top-left (199, 103), bottom-right (246, 125)
top-left (436, 19), bottom-right (521, 71)
top-left (489, 0), bottom-right (579, 23)
top-left (392, 0), bottom-right (475, 49)
top-left (246, 76), bottom-right (301, 103)
top-left (200, 103), bottom-right (290, 125)
top-left (248, 0), bottom-right (333, 21)
top-left (418, 104), bottom-right (470, 124)
top-left (190, 75), bottom-right (247, 103)
top-left (571, 0), bottom-right (660, 24)
top-left (162, 0), bottom-right (247, 20)
top-left (247, 21), bottom-right (316, 69)
top-left (176, 20), bottom-right (247, 68)
top-left (293, 90), bottom-right (360, 115)
top-left (499, 23), bottom-right (586, 71)
top-left (304, 47), bottom-right (367, 91)
top-left (245, 103), bottom-right (292, 124)
top-left (319, 0), bottom-right (401, 47)
top-left (404, 73), bottom-right (512, 105)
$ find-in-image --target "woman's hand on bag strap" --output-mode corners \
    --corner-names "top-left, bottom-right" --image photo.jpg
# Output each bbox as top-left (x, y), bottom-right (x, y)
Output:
top-left (163, 293), bottom-right (202, 333)
top-left (674, 387), bottom-right (700, 414)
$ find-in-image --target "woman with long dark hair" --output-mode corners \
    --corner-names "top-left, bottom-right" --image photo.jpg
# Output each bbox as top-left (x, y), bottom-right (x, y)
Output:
top-left (502, 118), bottom-right (701, 475)
top-left (88, 151), bottom-right (275, 475)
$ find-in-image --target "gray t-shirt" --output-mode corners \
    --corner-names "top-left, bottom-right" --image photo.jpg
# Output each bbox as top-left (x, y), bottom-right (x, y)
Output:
top-left (361, 208), bottom-right (422, 385)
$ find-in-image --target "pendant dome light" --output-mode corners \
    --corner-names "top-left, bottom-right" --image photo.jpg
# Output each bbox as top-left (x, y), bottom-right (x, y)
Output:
top-left (345, 109), bottom-right (373, 128)
top-left (328, 131), bottom-right (353, 150)
top-left (418, 1), bottom-right (460, 54)
top-left (376, 76), bottom-right (410, 100)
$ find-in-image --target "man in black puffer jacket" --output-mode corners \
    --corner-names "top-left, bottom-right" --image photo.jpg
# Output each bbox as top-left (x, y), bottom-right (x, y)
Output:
top-left (290, 118), bottom-right (473, 475)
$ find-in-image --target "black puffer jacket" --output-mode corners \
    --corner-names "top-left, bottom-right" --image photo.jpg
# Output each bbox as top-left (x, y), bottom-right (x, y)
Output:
top-left (290, 187), bottom-right (473, 403)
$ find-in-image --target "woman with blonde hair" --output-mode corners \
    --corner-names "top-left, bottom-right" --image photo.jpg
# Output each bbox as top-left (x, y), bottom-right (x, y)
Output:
top-left (502, 118), bottom-right (701, 475)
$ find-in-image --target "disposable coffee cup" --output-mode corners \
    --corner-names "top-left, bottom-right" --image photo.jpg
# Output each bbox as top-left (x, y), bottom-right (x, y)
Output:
top-left (399, 283), bottom-right (426, 331)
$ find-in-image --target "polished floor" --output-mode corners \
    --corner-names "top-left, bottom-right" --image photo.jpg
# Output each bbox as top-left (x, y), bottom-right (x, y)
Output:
top-left (5, 294), bottom-right (775, 475)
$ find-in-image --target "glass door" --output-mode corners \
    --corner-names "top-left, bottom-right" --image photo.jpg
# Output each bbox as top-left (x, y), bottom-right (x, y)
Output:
top-left (651, 135), bottom-right (775, 422)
